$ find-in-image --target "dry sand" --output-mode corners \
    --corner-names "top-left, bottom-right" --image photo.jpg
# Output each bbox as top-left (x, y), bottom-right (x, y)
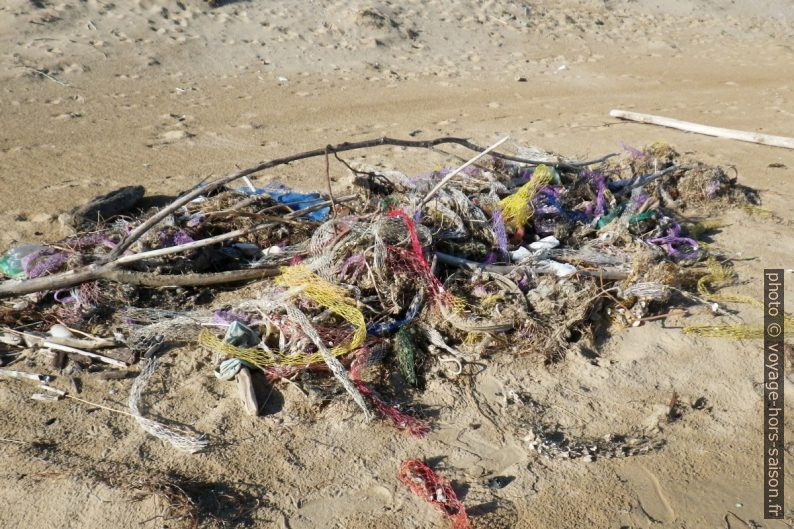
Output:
top-left (1, 1), bottom-right (794, 528)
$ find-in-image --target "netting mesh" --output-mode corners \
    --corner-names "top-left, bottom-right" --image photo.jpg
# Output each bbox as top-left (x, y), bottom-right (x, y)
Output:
top-left (128, 358), bottom-right (208, 453)
top-left (394, 327), bottom-right (418, 386)
top-left (198, 265), bottom-right (366, 367)
top-left (682, 256), bottom-right (794, 338)
top-left (398, 459), bottom-right (470, 529)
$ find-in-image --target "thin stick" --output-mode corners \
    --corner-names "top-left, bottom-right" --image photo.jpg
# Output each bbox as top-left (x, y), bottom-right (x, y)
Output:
top-left (0, 257), bottom-right (280, 298)
top-left (114, 224), bottom-right (272, 265)
top-left (0, 194), bottom-right (351, 297)
top-left (40, 340), bottom-right (127, 368)
top-left (610, 109), bottom-right (794, 150)
top-left (66, 393), bottom-right (139, 419)
top-left (0, 368), bottom-right (47, 382)
top-left (422, 136), bottom-right (510, 205)
top-left (21, 66), bottom-right (71, 87)
top-left (4, 328), bottom-right (116, 350)
top-left (104, 268), bottom-right (280, 287)
top-left (325, 147), bottom-right (338, 217)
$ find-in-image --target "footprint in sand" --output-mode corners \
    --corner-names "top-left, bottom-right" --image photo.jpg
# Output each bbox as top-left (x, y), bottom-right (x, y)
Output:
top-left (145, 112), bottom-right (198, 147)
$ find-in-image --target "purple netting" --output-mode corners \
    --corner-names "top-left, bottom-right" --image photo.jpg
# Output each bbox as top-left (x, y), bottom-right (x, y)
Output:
top-left (157, 230), bottom-right (194, 248)
top-left (54, 282), bottom-right (101, 323)
top-left (582, 170), bottom-right (607, 216)
top-left (339, 254), bottom-right (367, 281)
top-left (620, 142), bottom-right (646, 158)
top-left (70, 233), bottom-right (117, 250)
top-left (21, 247), bottom-right (72, 278)
top-left (647, 218), bottom-right (699, 259)
top-left (630, 193), bottom-right (649, 211)
top-left (705, 180), bottom-right (722, 198)
top-left (25, 251), bottom-right (68, 278)
top-left (53, 289), bottom-right (75, 304)
top-left (490, 209), bottom-right (508, 257)
top-left (213, 309), bottom-right (255, 326)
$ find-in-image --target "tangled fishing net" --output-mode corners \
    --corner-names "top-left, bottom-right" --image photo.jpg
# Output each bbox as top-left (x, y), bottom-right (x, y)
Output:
top-left (0, 139), bottom-right (779, 445)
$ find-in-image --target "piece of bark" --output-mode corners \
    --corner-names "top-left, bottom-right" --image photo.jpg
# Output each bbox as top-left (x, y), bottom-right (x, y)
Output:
top-left (236, 367), bottom-right (259, 416)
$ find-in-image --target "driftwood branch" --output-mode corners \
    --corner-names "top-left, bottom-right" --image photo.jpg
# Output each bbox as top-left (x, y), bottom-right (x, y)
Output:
top-left (106, 136), bottom-right (612, 260)
top-left (0, 264), bottom-right (279, 298)
top-left (0, 194), bottom-right (353, 298)
top-left (610, 109), bottom-right (794, 150)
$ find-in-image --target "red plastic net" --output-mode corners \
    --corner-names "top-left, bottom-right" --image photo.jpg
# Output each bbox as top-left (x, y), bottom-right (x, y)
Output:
top-left (351, 348), bottom-right (430, 438)
top-left (397, 459), bottom-right (471, 529)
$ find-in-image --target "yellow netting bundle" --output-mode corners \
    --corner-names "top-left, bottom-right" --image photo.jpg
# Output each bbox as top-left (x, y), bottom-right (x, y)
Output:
top-left (684, 319), bottom-right (794, 339)
top-left (687, 219), bottom-right (724, 241)
top-left (498, 164), bottom-right (554, 229)
top-left (696, 257), bottom-right (759, 306)
top-left (740, 205), bottom-right (774, 217)
top-left (683, 257), bottom-right (793, 339)
top-left (198, 265), bottom-right (367, 367)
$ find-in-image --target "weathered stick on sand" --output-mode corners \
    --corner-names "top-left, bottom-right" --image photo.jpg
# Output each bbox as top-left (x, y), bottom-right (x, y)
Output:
top-left (610, 109), bottom-right (794, 150)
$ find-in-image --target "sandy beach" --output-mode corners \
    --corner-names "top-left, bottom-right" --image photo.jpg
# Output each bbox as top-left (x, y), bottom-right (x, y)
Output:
top-left (1, 1), bottom-right (793, 528)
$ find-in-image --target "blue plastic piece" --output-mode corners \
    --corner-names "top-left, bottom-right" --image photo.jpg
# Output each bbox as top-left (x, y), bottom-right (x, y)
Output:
top-left (236, 185), bottom-right (330, 222)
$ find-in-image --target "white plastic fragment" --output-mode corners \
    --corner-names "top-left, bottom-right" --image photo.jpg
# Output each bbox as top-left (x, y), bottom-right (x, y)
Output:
top-left (509, 246), bottom-right (532, 262)
top-left (536, 259), bottom-right (577, 278)
top-left (262, 245), bottom-right (283, 256)
top-left (31, 393), bottom-right (60, 402)
top-left (529, 236), bottom-right (560, 251)
top-left (0, 332), bottom-right (22, 346)
top-left (0, 368), bottom-right (49, 382)
top-left (48, 324), bottom-right (75, 339)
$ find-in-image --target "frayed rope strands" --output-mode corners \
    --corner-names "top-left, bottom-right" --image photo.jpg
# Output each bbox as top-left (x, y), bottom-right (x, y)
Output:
top-left (696, 257), bottom-right (758, 306)
top-left (398, 459), bottom-right (471, 529)
top-left (128, 358), bottom-right (208, 453)
top-left (498, 164), bottom-right (554, 229)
